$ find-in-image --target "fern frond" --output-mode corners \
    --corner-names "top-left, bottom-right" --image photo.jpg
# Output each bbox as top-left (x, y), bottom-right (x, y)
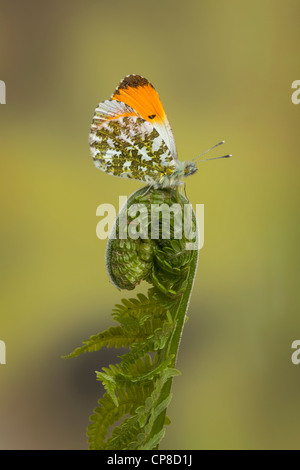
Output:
top-left (63, 326), bottom-right (133, 358)
top-left (112, 293), bottom-right (166, 331)
top-left (64, 290), bottom-right (171, 359)
top-left (96, 354), bottom-right (176, 388)
top-left (87, 383), bottom-right (154, 450)
top-left (95, 367), bottom-right (179, 451)
top-left (105, 415), bottom-right (143, 450)
top-left (120, 322), bottom-right (173, 368)
top-left (139, 429), bottom-right (166, 450)
top-left (70, 186), bottom-right (199, 450)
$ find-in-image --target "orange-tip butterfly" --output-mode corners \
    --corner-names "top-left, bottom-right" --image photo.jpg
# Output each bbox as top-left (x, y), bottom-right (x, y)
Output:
top-left (89, 75), bottom-right (230, 188)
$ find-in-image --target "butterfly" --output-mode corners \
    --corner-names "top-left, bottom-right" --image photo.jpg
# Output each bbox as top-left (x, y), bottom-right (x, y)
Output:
top-left (89, 74), bottom-right (230, 188)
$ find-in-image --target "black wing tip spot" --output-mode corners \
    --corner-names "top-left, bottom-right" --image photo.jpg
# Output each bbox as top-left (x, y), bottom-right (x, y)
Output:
top-left (114, 75), bottom-right (154, 95)
top-left (148, 114), bottom-right (156, 120)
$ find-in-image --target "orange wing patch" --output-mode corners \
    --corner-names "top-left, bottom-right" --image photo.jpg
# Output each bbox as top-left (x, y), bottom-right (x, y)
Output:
top-left (112, 75), bottom-right (166, 125)
top-left (105, 111), bottom-right (137, 121)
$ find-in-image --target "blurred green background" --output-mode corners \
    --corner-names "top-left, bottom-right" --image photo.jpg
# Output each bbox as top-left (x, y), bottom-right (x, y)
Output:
top-left (0, 0), bottom-right (299, 450)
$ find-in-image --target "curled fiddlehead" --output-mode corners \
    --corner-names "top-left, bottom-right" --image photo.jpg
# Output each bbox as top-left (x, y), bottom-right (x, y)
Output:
top-left (65, 186), bottom-right (199, 450)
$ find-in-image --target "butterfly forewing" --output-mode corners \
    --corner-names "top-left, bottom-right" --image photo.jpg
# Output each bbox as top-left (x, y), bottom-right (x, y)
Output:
top-left (90, 99), bottom-right (175, 183)
top-left (112, 74), bottom-right (177, 159)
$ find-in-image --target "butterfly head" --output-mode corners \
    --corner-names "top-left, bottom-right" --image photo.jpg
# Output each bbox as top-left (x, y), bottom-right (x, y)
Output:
top-left (183, 161), bottom-right (198, 178)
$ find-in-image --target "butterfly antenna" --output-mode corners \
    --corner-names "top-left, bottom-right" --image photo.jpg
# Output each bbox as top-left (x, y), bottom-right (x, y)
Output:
top-left (195, 154), bottom-right (232, 163)
top-left (192, 140), bottom-right (225, 162)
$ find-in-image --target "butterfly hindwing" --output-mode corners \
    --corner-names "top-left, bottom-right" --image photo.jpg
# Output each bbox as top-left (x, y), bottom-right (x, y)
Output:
top-left (89, 99), bottom-right (175, 183)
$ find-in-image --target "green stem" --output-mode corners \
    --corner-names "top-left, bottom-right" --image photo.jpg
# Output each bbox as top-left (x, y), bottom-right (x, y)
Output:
top-left (149, 226), bottom-right (199, 443)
